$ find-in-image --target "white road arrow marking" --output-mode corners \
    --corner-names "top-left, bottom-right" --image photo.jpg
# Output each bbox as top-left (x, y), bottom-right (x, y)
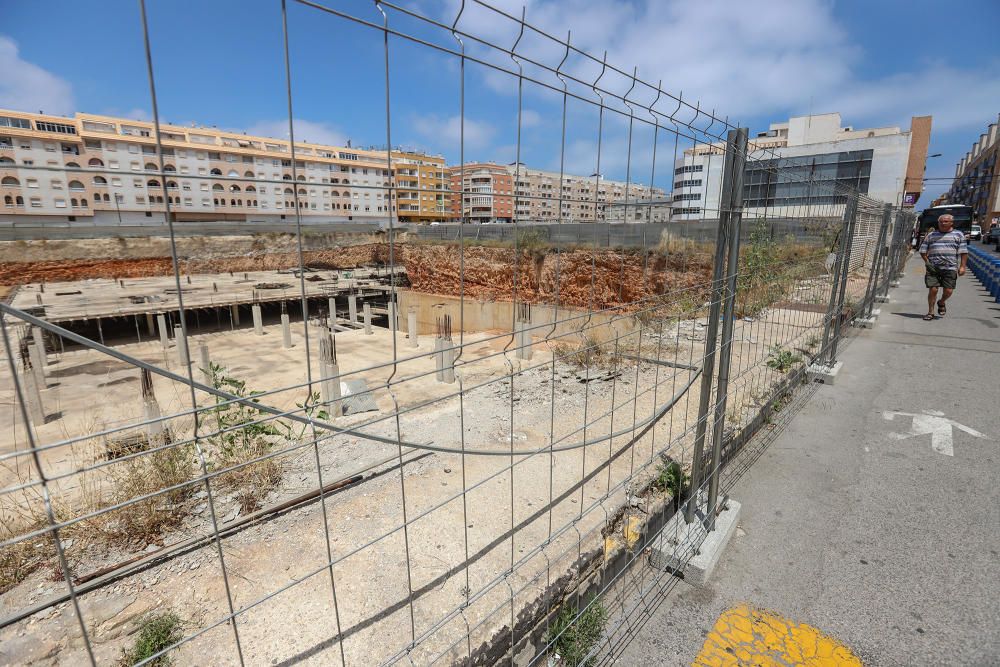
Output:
top-left (882, 410), bottom-right (986, 456)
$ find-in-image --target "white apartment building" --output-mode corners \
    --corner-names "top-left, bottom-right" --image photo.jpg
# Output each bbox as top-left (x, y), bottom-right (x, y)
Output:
top-left (0, 110), bottom-right (449, 227)
top-left (510, 164), bottom-right (664, 223)
top-left (670, 113), bottom-right (932, 220)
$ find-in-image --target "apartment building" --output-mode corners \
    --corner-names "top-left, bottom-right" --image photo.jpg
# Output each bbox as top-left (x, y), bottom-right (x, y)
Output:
top-left (944, 113), bottom-right (999, 227)
top-left (0, 110), bottom-right (449, 226)
top-left (671, 113), bottom-right (933, 220)
top-left (448, 163), bottom-right (514, 223)
top-left (447, 162), bottom-right (665, 223)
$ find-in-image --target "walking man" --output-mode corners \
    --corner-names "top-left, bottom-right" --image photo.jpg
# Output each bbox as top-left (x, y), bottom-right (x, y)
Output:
top-left (919, 214), bottom-right (967, 320)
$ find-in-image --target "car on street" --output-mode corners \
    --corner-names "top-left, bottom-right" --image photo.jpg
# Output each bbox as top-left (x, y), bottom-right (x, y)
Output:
top-left (970, 224), bottom-right (982, 241)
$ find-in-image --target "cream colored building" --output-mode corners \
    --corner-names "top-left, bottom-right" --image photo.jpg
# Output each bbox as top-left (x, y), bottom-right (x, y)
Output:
top-left (510, 164), bottom-right (664, 223)
top-left (0, 110), bottom-right (449, 226)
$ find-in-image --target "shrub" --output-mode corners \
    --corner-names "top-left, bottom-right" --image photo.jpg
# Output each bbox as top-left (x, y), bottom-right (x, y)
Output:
top-left (120, 612), bottom-right (183, 667)
top-left (546, 598), bottom-right (608, 666)
top-left (765, 345), bottom-right (802, 373)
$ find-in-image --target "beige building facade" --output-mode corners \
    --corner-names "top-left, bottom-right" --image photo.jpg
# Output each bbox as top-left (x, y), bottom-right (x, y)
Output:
top-left (0, 110), bottom-right (448, 226)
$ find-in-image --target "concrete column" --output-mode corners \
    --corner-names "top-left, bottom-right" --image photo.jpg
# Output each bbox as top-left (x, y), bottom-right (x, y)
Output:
top-left (252, 304), bottom-right (263, 335)
top-left (27, 340), bottom-right (46, 381)
top-left (363, 302), bottom-right (373, 335)
top-left (281, 313), bottom-right (292, 348)
top-left (198, 343), bottom-right (211, 377)
top-left (174, 325), bottom-right (188, 366)
top-left (328, 297), bottom-right (337, 324)
top-left (157, 314), bottom-right (169, 349)
top-left (321, 362), bottom-right (342, 416)
top-left (145, 313), bottom-right (156, 336)
top-left (442, 341), bottom-right (455, 384)
top-left (434, 337), bottom-right (445, 382)
top-left (388, 302), bottom-right (397, 332)
top-left (407, 310), bottom-right (418, 348)
top-left (520, 323), bottom-right (533, 361)
top-left (230, 304), bottom-right (240, 326)
top-left (140, 368), bottom-right (166, 445)
top-left (348, 294), bottom-right (358, 323)
top-left (20, 365), bottom-right (45, 426)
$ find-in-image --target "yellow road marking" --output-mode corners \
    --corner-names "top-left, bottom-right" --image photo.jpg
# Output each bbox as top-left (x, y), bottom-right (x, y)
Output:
top-left (693, 604), bottom-right (862, 666)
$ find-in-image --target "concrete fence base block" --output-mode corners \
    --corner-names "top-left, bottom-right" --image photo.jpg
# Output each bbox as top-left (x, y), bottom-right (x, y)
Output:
top-left (890, 280), bottom-right (900, 287)
top-left (875, 294), bottom-right (890, 303)
top-left (854, 309), bottom-right (881, 329)
top-left (649, 499), bottom-right (741, 587)
top-left (807, 360), bottom-right (844, 385)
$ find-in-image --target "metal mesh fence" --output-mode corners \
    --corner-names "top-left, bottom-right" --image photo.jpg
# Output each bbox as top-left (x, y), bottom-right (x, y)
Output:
top-left (0, 2), bottom-right (915, 665)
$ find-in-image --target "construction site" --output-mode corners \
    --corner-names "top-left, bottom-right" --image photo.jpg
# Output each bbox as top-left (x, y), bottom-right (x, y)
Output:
top-left (0, 211), bottom-right (899, 666)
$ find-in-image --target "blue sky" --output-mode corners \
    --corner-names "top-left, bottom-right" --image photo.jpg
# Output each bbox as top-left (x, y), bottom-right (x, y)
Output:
top-left (2, 0), bottom-right (998, 205)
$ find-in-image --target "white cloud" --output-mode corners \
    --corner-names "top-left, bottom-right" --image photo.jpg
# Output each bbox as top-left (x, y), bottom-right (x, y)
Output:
top-left (0, 35), bottom-right (74, 115)
top-left (439, 0), bottom-right (998, 136)
top-left (411, 113), bottom-right (496, 149)
top-left (243, 118), bottom-right (348, 147)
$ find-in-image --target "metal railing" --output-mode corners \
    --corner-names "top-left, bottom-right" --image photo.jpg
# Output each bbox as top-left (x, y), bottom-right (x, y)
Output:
top-left (0, 1), bottom-right (915, 665)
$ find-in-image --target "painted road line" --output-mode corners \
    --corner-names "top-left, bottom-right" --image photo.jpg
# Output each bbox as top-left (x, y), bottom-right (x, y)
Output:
top-left (882, 409), bottom-right (986, 456)
top-left (693, 604), bottom-right (862, 666)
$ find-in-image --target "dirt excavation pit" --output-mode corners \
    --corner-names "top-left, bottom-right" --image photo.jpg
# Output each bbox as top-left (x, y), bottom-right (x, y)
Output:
top-left (0, 235), bottom-right (871, 664)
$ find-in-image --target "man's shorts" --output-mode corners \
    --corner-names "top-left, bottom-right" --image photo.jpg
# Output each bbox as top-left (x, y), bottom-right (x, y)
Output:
top-left (925, 264), bottom-right (957, 289)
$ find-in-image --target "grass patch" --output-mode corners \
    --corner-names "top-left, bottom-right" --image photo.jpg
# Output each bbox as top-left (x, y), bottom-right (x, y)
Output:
top-left (120, 612), bottom-right (183, 667)
top-left (546, 598), bottom-right (608, 666)
top-left (765, 345), bottom-right (803, 374)
top-left (652, 457), bottom-right (688, 512)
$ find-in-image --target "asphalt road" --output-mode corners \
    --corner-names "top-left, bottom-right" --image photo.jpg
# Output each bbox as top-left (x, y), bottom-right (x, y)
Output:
top-left (616, 253), bottom-right (1000, 666)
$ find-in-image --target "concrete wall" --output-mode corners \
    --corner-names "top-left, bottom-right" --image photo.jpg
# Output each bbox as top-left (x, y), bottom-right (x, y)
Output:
top-left (396, 289), bottom-right (637, 346)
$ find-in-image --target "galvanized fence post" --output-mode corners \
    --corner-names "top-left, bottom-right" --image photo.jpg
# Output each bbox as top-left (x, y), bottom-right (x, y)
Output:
top-left (819, 192), bottom-right (858, 364)
top-left (706, 127), bottom-right (748, 531)
top-left (684, 128), bottom-right (741, 525)
top-left (828, 193), bottom-right (861, 364)
top-left (861, 204), bottom-right (892, 319)
top-left (880, 208), bottom-right (902, 299)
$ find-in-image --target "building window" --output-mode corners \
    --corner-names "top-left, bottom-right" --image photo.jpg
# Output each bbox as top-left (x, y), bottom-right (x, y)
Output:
top-left (54, 198), bottom-right (67, 208)
top-left (26, 178), bottom-right (38, 188)
top-left (29, 197), bottom-right (42, 207)
top-left (1, 176), bottom-right (19, 186)
top-left (35, 121), bottom-right (77, 134)
top-left (0, 116), bottom-right (31, 129)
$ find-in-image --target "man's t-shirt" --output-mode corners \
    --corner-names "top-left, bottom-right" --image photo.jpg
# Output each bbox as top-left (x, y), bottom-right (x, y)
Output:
top-left (919, 230), bottom-right (968, 271)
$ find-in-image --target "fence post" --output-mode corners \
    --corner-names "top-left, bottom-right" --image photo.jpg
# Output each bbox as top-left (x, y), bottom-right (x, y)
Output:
top-left (706, 127), bottom-right (748, 531)
top-left (684, 128), bottom-right (741, 524)
top-left (828, 194), bottom-right (861, 364)
top-left (861, 204), bottom-right (892, 319)
top-left (817, 192), bottom-right (858, 366)
top-left (880, 208), bottom-right (902, 299)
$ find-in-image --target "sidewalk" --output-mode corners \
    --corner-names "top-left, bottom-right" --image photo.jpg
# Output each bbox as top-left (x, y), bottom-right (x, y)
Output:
top-left (618, 255), bottom-right (1000, 666)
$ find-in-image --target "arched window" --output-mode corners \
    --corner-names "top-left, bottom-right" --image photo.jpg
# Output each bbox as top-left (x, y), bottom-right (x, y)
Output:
top-left (167, 181), bottom-right (178, 190)
top-left (252, 199), bottom-right (258, 206)
top-left (0, 156), bottom-right (15, 165)
top-left (245, 185), bottom-right (256, 193)
top-left (298, 188), bottom-right (306, 196)
top-left (145, 162), bottom-right (158, 171)
top-left (227, 170), bottom-right (239, 178)
top-left (213, 198), bottom-right (219, 206)
top-left (296, 174), bottom-right (305, 181)
top-left (331, 178), bottom-right (339, 184)
top-left (284, 187), bottom-right (293, 195)
top-left (330, 190), bottom-right (339, 197)
top-left (71, 198), bottom-right (78, 207)
top-left (1, 176), bottom-right (19, 186)
top-left (282, 174), bottom-right (292, 180)
top-left (237, 199), bottom-right (243, 206)
top-left (147, 179), bottom-right (160, 188)
top-left (64, 161), bottom-right (79, 168)
top-left (68, 180), bottom-right (84, 190)
top-left (88, 158), bottom-right (104, 167)
top-left (93, 176), bottom-right (108, 185)
top-left (340, 179), bottom-right (349, 185)
top-left (163, 164), bottom-right (176, 172)
top-left (103, 193), bottom-right (110, 202)
top-left (212, 184), bottom-right (224, 191)
top-left (15, 196), bottom-right (24, 206)
top-left (229, 184), bottom-right (241, 193)
top-left (3, 195), bottom-right (12, 206)
top-left (210, 168), bottom-right (222, 175)
top-left (80, 198), bottom-right (88, 207)
top-left (244, 170), bottom-right (254, 178)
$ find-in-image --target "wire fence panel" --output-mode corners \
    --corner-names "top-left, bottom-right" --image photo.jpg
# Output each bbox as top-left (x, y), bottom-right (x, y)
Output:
top-left (0, 2), bottom-right (916, 666)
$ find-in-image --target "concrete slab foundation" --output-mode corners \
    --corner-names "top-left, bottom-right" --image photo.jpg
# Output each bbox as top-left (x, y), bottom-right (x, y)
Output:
top-left (649, 498), bottom-right (742, 586)
top-left (807, 360), bottom-right (844, 384)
